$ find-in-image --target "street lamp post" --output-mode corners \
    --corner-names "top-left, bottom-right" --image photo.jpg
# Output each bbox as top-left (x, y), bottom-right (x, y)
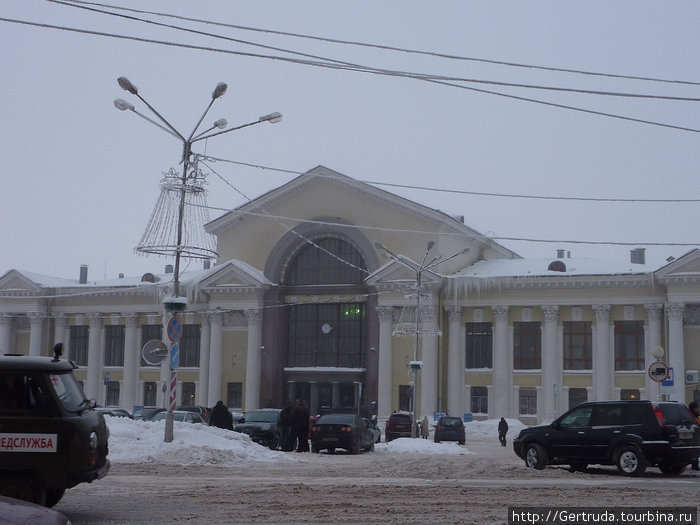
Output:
top-left (115, 77), bottom-right (281, 442)
top-left (375, 242), bottom-right (469, 437)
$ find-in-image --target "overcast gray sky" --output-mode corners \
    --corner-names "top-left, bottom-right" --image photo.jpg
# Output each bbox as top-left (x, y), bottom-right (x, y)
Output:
top-left (2, 1), bottom-right (699, 280)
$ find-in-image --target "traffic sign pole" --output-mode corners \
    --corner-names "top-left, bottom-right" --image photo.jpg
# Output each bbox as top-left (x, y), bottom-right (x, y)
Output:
top-left (164, 315), bottom-right (182, 443)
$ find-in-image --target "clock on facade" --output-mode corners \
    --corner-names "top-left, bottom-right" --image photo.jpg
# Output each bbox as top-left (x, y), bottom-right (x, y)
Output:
top-left (321, 323), bottom-right (333, 335)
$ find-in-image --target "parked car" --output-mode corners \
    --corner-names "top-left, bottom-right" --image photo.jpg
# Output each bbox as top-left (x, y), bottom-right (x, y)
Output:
top-left (229, 410), bottom-right (245, 425)
top-left (233, 408), bottom-right (282, 449)
top-left (150, 410), bottom-right (207, 424)
top-left (513, 400), bottom-right (700, 476)
top-left (0, 495), bottom-right (71, 524)
top-left (434, 416), bottom-right (465, 444)
top-left (177, 405), bottom-right (211, 423)
top-left (363, 417), bottom-right (381, 444)
top-left (0, 348), bottom-right (110, 507)
top-left (132, 407), bottom-right (166, 421)
top-left (311, 413), bottom-right (375, 454)
top-left (95, 407), bottom-right (132, 418)
top-left (385, 411), bottom-right (415, 442)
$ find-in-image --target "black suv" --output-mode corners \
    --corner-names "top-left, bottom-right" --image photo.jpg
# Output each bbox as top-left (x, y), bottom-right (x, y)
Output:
top-left (233, 408), bottom-right (282, 449)
top-left (513, 400), bottom-right (700, 476)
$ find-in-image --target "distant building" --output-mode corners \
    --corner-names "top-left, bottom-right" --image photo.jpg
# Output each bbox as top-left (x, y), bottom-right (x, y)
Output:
top-left (1, 166), bottom-right (698, 423)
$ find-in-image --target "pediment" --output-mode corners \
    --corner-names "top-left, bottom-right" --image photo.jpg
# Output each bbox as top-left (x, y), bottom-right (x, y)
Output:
top-left (0, 270), bottom-right (43, 294)
top-left (196, 260), bottom-right (272, 291)
top-left (366, 257), bottom-right (442, 288)
top-left (655, 249), bottom-right (700, 278)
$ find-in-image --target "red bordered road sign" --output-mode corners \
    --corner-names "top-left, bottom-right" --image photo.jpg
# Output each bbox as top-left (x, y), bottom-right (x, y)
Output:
top-left (167, 317), bottom-right (182, 343)
top-left (648, 361), bottom-right (670, 383)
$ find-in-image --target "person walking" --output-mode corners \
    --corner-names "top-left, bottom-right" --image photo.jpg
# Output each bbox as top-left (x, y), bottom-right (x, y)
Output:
top-left (291, 399), bottom-right (310, 452)
top-left (279, 402), bottom-right (293, 451)
top-left (498, 417), bottom-right (509, 447)
top-left (209, 400), bottom-right (233, 430)
top-left (689, 401), bottom-right (700, 470)
top-left (420, 415), bottom-right (430, 439)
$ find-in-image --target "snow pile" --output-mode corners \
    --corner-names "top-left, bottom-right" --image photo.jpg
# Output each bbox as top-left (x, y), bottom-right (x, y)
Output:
top-left (376, 438), bottom-right (471, 455)
top-left (463, 417), bottom-right (530, 439)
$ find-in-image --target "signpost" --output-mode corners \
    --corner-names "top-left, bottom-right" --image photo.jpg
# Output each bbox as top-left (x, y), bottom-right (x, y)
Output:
top-left (648, 360), bottom-right (670, 401)
top-left (164, 316), bottom-right (182, 443)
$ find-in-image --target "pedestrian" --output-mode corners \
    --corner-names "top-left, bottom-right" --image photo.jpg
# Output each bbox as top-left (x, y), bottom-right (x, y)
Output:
top-left (689, 401), bottom-right (700, 471)
top-left (291, 399), bottom-right (310, 452)
top-left (421, 415), bottom-right (429, 439)
top-left (279, 402), bottom-right (293, 451)
top-left (498, 417), bottom-right (509, 447)
top-left (209, 400), bottom-right (233, 430)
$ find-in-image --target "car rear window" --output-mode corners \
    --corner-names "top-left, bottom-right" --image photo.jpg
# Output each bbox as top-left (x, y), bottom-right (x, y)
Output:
top-left (658, 403), bottom-right (696, 425)
top-left (389, 415), bottom-right (411, 424)
top-left (318, 414), bottom-right (354, 424)
top-left (440, 418), bottom-right (462, 427)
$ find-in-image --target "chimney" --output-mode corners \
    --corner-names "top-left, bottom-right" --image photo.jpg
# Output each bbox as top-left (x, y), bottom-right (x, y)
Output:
top-left (165, 264), bottom-right (174, 274)
top-left (630, 248), bottom-right (646, 264)
top-left (79, 264), bottom-right (88, 284)
top-left (203, 260), bottom-right (211, 270)
top-left (556, 249), bottom-right (565, 258)
top-left (118, 273), bottom-right (124, 279)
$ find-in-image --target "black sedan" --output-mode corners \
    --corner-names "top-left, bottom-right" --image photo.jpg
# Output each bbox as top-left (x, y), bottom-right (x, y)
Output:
top-left (311, 413), bottom-right (375, 454)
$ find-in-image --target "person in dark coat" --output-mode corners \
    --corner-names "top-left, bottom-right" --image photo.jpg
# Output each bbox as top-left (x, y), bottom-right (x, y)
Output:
top-left (278, 402), bottom-right (294, 451)
top-left (498, 417), bottom-right (509, 447)
top-left (209, 400), bottom-right (233, 430)
top-left (291, 399), bottom-right (310, 452)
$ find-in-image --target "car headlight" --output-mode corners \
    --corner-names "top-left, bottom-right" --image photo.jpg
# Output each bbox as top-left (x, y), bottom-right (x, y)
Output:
top-left (260, 424), bottom-right (271, 431)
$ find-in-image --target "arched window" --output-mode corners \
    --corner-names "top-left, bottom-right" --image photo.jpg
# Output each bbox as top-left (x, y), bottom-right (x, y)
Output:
top-left (286, 237), bottom-right (367, 285)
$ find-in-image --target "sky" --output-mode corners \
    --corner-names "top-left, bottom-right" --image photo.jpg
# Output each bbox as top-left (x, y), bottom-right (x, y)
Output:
top-left (106, 415), bottom-right (527, 465)
top-left (2, 1), bottom-right (699, 280)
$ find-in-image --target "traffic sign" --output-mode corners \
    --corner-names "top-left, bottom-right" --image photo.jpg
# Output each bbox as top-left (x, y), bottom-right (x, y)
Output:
top-left (648, 361), bottom-right (670, 383)
top-left (170, 343), bottom-right (180, 370)
top-left (167, 317), bottom-right (182, 343)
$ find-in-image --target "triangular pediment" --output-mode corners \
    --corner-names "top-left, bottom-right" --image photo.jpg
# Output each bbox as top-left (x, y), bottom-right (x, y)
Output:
top-left (196, 260), bottom-right (272, 291)
top-left (366, 257), bottom-right (442, 288)
top-left (0, 270), bottom-right (44, 294)
top-left (655, 249), bottom-right (700, 279)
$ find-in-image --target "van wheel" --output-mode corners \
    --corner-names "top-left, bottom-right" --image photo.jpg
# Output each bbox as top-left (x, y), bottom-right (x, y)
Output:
top-left (614, 445), bottom-right (647, 476)
top-left (45, 488), bottom-right (65, 508)
top-left (524, 444), bottom-right (547, 470)
top-left (0, 474), bottom-right (46, 506)
top-left (658, 463), bottom-right (686, 476)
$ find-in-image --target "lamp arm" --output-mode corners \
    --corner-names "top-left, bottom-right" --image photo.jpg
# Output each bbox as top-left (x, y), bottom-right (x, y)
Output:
top-left (186, 98), bottom-right (216, 142)
top-left (135, 93), bottom-right (185, 141)
top-left (191, 119), bottom-right (261, 143)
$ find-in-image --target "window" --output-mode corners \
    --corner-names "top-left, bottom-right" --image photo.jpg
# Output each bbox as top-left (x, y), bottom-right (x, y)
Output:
top-left (514, 322), bottom-right (541, 370)
top-left (141, 324), bottom-right (163, 367)
top-left (470, 386), bottom-right (488, 414)
top-left (106, 381), bottom-right (120, 406)
top-left (181, 382), bottom-right (196, 406)
top-left (568, 388), bottom-right (588, 409)
top-left (286, 238), bottom-right (367, 285)
top-left (179, 324), bottom-right (201, 368)
top-left (70, 325), bottom-right (88, 366)
top-left (287, 303), bottom-right (365, 368)
top-left (466, 323), bottom-right (492, 368)
top-left (563, 321), bottom-right (592, 370)
top-left (614, 321), bottom-right (644, 371)
top-left (143, 382), bottom-right (157, 407)
top-left (559, 405), bottom-right (592, 428)
top-left (227, 382), bottom-right (242, 410)
top-left (620, 388), bottom-right (640, 400)
top-left (519, 388), bottom-right (537, 415)
top-left (104, 325), bottom-right (125, 367)
top-left (399, 384), bottom-right (412, 412)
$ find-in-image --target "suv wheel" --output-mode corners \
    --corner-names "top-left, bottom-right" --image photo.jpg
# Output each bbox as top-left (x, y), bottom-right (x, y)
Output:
top-left (614, 445), bottom-right (647, 476)
top-left (524, 444), bottom-right (547, 470)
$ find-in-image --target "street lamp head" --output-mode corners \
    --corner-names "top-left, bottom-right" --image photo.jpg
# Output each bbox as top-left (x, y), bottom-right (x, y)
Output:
top-left (213, 118), bottom-right (227, 129)
top-left (113, 98), bottom-right (135, 111)
top-left (117, 76), bottom-right (138, 95)
top-left (427, 241), bottom-right (435, 251)
top-left (259, 112), bottom-right (283, 124)
top-left (212, 82), bottom-right (228, 99)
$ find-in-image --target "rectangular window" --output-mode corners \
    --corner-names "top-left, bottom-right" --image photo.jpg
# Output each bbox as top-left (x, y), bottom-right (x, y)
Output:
top-left (519, 388), bottom-right (537, 415)
top-left (398, 384), bottom-right (411, 412)
top-left (179, 324), bottom-right (201, 368)
top-left (470, 386), bottom-right (488, 414)
top-left (466, 323), bottom-right (492, 369)
top-left (141, 324), bottom-right (163, 367)
top-left (227, 382), bottom-right (242, 410)
top-left (104, 325), bottom-right (125, 367)
top-left (614, 321), bottom-right (645, 371)
top-left (620, 388), bottom-right (640, 400)
top-left (568, 387), bottom-right (588, 409)
top-left (106, 381), bottom-right (120, 406)
top-left (563, 321), bottom-right (592, 370)
top-left (181, 382), bottom-right (196, 407)
top-left (70, 325), bottom-right (88, 366)
top-left (513, 322), bottom-right (541, 370)
top-left (143, 382), bottom-right (157, 407)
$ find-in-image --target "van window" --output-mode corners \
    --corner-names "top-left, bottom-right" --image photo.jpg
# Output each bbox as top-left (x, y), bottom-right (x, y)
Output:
top-left (49, 372), bottom-right (87, 411)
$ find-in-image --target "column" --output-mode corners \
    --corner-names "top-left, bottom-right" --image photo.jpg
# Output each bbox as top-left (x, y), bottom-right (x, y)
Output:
top-left (287, 381), bottom-right (296, 403)
top-left (491, 306), bottom-right (510, 418)
top-left (197, 312), bottom-right (212, 406)
top-left (592, 304), bottom-right (612, 401)
top-left (644, 304), bottom-right (664, 400)
top-left (122, 313), bottom-right (139, 412)
top-left (244, 309), bottom-right (263, 411)
top-left (420, 304), bottom-right (439, 419)
top-left (541, 305), bottom-right (560, 422)
top-left (0, 313), bottom-right (11, 355)
top-left (53, 314), bottom-right (68, 358)
top-left (207, 311), bottom-right (224, 407)
top-left (28, 312), bottom-right (44, 356)
top-left (666, 303), bottom-right (686, 402)
top-left (445, 306), bottom-right (463, 418)
top-left (85, 313), bottom-right (102, 401)
top-left (332, 381), bottom-right (340, 409)
top-left (376, 306), bottom-right (393, 420)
